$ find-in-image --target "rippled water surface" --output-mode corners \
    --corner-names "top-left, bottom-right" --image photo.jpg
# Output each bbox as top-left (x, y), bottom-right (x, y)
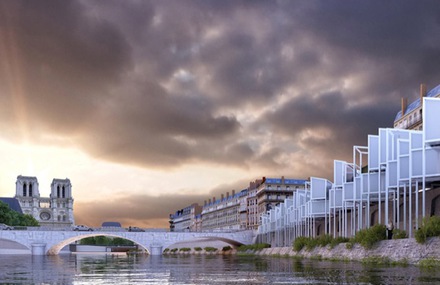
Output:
top-left (1, 254), bottom-right (440, 284)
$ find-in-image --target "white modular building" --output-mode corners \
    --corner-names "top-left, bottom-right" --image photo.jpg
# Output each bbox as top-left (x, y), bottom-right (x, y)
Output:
top-left (258, 96), bottom-right (440, 246)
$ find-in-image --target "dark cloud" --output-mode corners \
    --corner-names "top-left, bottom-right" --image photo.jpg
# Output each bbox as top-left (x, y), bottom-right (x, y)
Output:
top-left (1, 0), bottom-right (440, 177)
top-left (0, 0), bottom-right (132, 133)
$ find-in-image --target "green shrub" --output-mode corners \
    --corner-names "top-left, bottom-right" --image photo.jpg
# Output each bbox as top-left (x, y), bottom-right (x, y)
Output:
top-left (293, 236), bottom-right (310, 252)
top-left (415, 216), bottom-right (440, 244)
top-left (255, 243), bottom-right (271, 250)
top-left (392, 229), bottom-right (407, 239)
top-left (163, 248), bottom-right (170, 253)
top-left (179, 247), bottom-right (191, 252)
top-left (237, 243), bottom-right (270, 252)
top-left (361, 256), bottom-right (391, 265)
top-left (305, 237), bottom-right (318, 251)
top-left (391, 258), bottom-right (409, 267)
top-left (330, 237), bottom-right (350, 249)
top-left (204, 247), bottom-right (217, 252)
top-left (222, 246), bottom-right (232, 251)
top-left (316, 234), bottom-right (333, 247)
top-left (351, 224), bottom-right (386, 249)
top-left (293, 235), bottom-right (349, 251)
top-left (415, 227), bottom-right (427, 244)
top-left (425, 216), bottom-right (440, 236)
top-left (194, 247), bottom-right (202, 251)
top-left (170, 248), bottom-right (178, 253)
top-left (419, 258), bottom-right (440, 269)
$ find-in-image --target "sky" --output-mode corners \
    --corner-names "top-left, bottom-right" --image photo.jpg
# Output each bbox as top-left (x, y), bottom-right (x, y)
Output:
top-left (1, 0), bottom-right (440, 228)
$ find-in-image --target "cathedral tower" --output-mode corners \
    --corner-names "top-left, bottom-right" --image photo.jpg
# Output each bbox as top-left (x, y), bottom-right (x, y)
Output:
top-left (14, 176), bottom-right (75, 227)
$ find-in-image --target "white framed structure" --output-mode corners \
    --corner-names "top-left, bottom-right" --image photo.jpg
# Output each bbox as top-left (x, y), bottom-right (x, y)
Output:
top-left (258, 97), bottom-right (440, 245)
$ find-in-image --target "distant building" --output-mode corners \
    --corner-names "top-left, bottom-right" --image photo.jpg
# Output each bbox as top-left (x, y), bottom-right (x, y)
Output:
top-left (394, 83), bottom-right (440, 130)
top-left (256, 176), bottom-right (308, 222)
top-left (169, 203), bottom-right (202, 232)
top-left (201, 189), bottom-right (248, 231)
top-left (14, 175), bottom-right (75, 227)
top-left (194, 214), bottom-right (202, 232)
top-left (246, 179), bottom-right (263, 230)
top-left (169, 176), bottom-right (307, 232)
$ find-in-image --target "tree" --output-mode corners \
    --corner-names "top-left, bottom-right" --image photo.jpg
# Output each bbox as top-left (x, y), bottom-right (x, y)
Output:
top-left (80, 237), bottom-right (96, 245)
top-left (0, 201), bottom-right (15, 224)
top-left (18, 214), bottom-right (39, 226)
top-left (95, 236), bottom-right (111, 246)
top-left (0, 201), bottom-right (39, 226)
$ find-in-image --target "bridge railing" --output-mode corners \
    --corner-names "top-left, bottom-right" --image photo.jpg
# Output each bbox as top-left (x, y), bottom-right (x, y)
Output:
top-left (13, 227), bottom-right (251, 234)
top-left (20, 226), bottom-right (170, 232)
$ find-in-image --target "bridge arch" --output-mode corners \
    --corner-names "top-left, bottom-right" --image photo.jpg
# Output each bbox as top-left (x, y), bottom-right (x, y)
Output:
top-left (0, 237), bottom-right (31, 253)
top-left (0, 229), bottom-right (254, 255)
top-left (46, 233), bottom-right (150, 255)
top-left (162, 236), bottom-right (246, 252)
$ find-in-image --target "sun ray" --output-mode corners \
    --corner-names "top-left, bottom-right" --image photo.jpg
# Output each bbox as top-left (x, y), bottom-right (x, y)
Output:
top-left (0, 2), bottom-right (30, 145)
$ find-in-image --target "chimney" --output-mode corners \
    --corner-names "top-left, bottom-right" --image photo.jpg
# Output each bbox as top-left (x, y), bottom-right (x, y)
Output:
top-left (208, 198), bottom-right (211, 204)
top-left (232, 189), bottom-right (235, 196)
top-left (213, 196), bottom-right (216, 202)
top-left (249, 181), bottom-right (255, 189)
top-left (401, 97), bottom-right (407, 116)
top-left (226, 192), bottom-right (229, 198)
top-left (204, 200), bottom-right (207, 206)
top-left (420, 83), bottom-right (427, 102)
top-left (221, 194), bottom-right (224, 200)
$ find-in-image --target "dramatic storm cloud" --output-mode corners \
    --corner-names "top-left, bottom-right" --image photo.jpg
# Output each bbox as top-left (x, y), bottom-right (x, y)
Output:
top-left (1, 0), bottom-right (440, 227)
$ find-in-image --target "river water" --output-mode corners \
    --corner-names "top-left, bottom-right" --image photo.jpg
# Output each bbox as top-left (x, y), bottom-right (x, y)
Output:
top-left (0, 253), bottom-right (439, 284)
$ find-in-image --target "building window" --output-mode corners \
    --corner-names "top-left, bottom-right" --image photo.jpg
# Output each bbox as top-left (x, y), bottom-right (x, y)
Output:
top-left (57, 186), bottom-right (60, 198)
top-left (23, 183), bottom-right (27, 196)
top-left (62, 186), bottom-right (65, 198)
top-left (29, 184), bottom-right (33, 197)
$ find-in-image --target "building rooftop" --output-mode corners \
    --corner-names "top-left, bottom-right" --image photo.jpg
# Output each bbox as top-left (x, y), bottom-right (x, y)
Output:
top-left (264, 177), bottom-right (308, 185)
top-left (394, 84), bottom-right (440, 122)
top-left (0, 197), bottom-right (23, 214)
top-left (101, 221), bottom-right (122, 227)
top-left (204, 188), bottom-right (248, 207)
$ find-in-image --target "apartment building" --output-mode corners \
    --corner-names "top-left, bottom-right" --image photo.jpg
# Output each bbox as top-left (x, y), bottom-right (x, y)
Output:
top-left (256, 176), bottom-right (308, 219)
top-left (201, 189), bottom-right (248, 231)
top-left (169, 176), bottom-right (307, 232)
top-left (394, 83), bottom-right (440, 130)
top-left (169, 203), bottom-right (202, 232)
top-left (247, 179), bottom-right (263, 230)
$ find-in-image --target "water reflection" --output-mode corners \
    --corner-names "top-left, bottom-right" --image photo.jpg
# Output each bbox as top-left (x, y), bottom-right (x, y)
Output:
top-left (0, 254), bottom-right (440, 284)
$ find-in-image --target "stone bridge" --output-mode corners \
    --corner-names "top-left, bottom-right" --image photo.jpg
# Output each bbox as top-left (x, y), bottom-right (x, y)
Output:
top-left (0, 229), bottom-right (255, 255)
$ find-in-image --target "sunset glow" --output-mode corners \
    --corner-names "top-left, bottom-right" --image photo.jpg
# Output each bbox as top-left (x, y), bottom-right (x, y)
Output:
top-left (1, 1), bottom-right (440, 228)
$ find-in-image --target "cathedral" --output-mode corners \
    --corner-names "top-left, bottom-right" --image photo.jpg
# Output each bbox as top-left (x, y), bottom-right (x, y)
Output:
top-left (14, 175), bottom-right (75, 227)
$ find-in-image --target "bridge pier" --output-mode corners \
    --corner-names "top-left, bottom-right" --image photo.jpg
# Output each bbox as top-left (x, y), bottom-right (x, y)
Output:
top-left (149, 244), bottom-right (163, 255)
top-left (31, 243), bottom-right (47, 255)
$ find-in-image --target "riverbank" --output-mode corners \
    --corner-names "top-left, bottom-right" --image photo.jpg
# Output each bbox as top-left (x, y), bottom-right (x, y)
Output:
top-left (249, 237), bottom-right (440, 265)
top-left (163, 237), bottom-right (440, 264)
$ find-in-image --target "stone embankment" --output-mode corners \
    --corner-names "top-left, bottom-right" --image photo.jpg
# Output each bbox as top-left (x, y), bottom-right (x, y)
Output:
top-left (252, 237), bottom-right (440, 264)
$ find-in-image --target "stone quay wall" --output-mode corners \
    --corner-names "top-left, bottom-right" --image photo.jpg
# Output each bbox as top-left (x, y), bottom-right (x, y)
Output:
top-left (252, 237), bottom-right (440, 264)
